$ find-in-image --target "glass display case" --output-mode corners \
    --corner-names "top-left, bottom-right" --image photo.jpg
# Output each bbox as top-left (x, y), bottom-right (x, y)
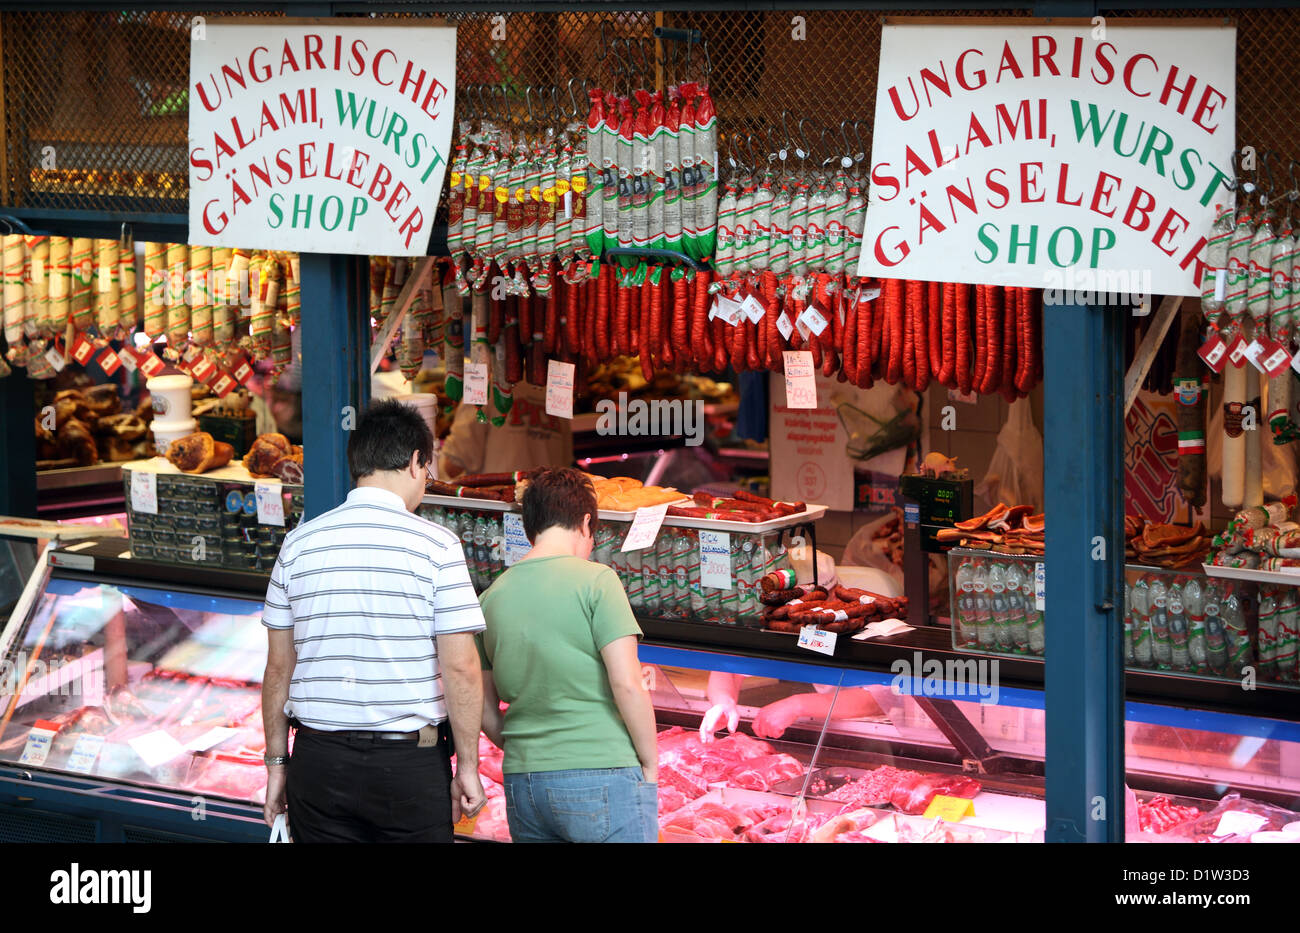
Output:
top-left (4, 541), bottom-right (1297, 843)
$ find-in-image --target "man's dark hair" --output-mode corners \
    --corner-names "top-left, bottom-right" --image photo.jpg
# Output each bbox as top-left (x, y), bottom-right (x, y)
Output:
top-left (347, 399), bottom-right (434, 481)
top-left (521, 467), bottom-right (597, 541)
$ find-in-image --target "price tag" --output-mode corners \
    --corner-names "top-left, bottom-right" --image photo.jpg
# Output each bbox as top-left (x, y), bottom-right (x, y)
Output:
top-left (18, 720), bottom-right (60, 766)
top-left (860, 286), bottom-right (882, 302)
top-left (797, 625), bottom-right (837, 656)
top-left (1213, 810), bottom-right (1268, 838)
top-left (70, 332), bottom-right (96, 366)
top-left (231, 354), bottom-right (254, 386)
top-left (620, 503), bottom-right (670, 552)
top-left (138, 351), bottom-right (165, 378)
top-left (211, 371), bottom-right (237, 398)
top-left (255, 481), bottom-right (286, 526)
top-left (783, 350), bottom-right (817, 409)
top-left (44, 343), bottom-right (66, 372)
top-left (1258, 338), bottom-right (1292, 377)
top-left (96, 347), bottom-right (122, 376)
top-left (1198, 332), bottom-right (1228, 373)
top-left (1225, 334), bottom-right (1249, 368)
top-left (776, 312), bottom-right (794, 341)
top-left (1213, 267), bottom-right (1227, 302)
top-left (185, 726), bottom-right (239, 752)
top-left (66, 734), bottom-right (106, 773)
top-left (463, 361), bottom-right (488, 405)
top-left (698, 530), bottom-right (732, 589)
top-left (128, 730), bottom-right (187, 768)
top-left (1243, 339), bottom-right (1267, 372)
top-left (740, 295), bottom-right (767, 324)
top-left (545, 359), bottom-right (575, 419)
top-left (1034, 562), bottom-right (1045, 611)
top-left (189, 353), bottom-right (216, 383)
top-left (130, 470), bottom-right (158, 515)
top-left (798, 303), bottom-right (829, 336)
top-left (118, 346), bottom-right (138, 373)
top-left (923, 794), bottom-right (975, 821)
top-left (715, 296), bottom-right (743, 326)
top-left (503, 512), bottom-right (530, 566)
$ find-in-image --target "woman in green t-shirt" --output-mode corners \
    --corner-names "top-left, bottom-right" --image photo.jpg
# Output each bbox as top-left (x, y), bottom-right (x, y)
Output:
top-left (478, 468), bottom-right (660, 843)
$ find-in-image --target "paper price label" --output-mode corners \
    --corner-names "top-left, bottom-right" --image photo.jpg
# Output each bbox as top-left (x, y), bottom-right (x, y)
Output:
top-left (860, 286), bottom-right (882, 302)
top-left (740, 295), bottom-right (767, 325)
top-left (118, 347), bottom-right (138, 373)
top-left (503, 512), bottom-right (530, 566)
top-left (211, 372), bottom-right (237, 398)
top-left (1034, 562), bottom-right (1045, 611)
top-left (189, 354), bottom-right (216, 383)
top-left (797, 625), bottom-right (837, 656)
top-left (1198, 333), bottom-right (1228, 373)
top-left (1226, 334), bottom-right (1249, 367)
top-left (96, 347), bottom-right (122, 376)
top-left (130, 470), bottom-right (158, 515)
top-left (70, 332), bottom-right (96, 365)
top-left (18, 722), bottom-right (59, 766)
top-left (231, 354), bottom-right (254, 386)
top-left (545, 359), bottom-right (576, 419)
top-left (698, 530), bottom-right (732, 589)
top-left (463, 361), bottom-right (488, 405)
top-left (66, 734), bottom-right (106, 773)
top-left (186, 726), bottom-right (239, 752)
top-left (1243, 339), bottom-right (1267, 372)
top-left (715, 296), bottom-right (743, 326)
top-left (138, 351), bottom-right (165, 378)
top-left (128, 730), bottom-right (186, 768)
top-left (776, 312), bottom-right (794, 341)
top-left (255, 482), bottom-right (286, 526)
top-left (620, 503), bottom-right (670, 552)
top-left (783, 350), bottom-right (817, 409)
top-left (798, 303), bottom-right (829, 336)
top-left (44, 344), bottom-right (66, 372)
top-left (923, 794), bottom-right (975, 821)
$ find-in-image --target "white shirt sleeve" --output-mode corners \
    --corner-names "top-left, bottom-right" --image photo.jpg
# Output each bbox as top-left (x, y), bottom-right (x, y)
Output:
top-left (431, 538), bottom-right (486, 635)
top-left (262, 552), bottom-right (294, 630)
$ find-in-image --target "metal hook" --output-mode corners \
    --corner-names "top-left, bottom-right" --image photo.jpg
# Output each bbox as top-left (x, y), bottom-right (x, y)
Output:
top-left (567, 77), bottom-right (582, 118)
top-left (796, 118), bottom-right (813, 162)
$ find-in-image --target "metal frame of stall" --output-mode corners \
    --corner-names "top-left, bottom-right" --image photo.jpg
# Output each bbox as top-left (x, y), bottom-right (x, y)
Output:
top-left (1, 0), bottom-right (1272, 844)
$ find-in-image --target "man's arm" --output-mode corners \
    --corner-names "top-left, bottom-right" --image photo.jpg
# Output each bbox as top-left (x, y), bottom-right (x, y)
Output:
top-left (437, 631), bottom-right (485, 819)
top-left (261, 628), bottom-right (295, 827)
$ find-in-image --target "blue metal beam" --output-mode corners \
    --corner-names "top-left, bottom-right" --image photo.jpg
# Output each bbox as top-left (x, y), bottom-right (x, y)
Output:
top-left (0, 373), bottom-right (37, 517)
top-left (299, 254), bottom-right (370, 519)
top-left (1043, 299), bottom-right (1126, 842)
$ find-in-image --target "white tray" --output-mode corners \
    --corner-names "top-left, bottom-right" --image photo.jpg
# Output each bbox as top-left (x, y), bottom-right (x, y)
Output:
top-left (1201, 563), bottom-right (1300, 587)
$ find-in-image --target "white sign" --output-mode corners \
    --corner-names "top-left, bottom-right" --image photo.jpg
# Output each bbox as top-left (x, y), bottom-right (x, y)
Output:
top-left (18, 724), bottom-right (57, 766)
top-left (698, 530), bottom-right (732, 589)
top-left (740, 295), bottom-right (767, 325)
top-left (66, 734), bottom-right (106, 773)
top-left (782, 350), bottom-right (817, 409)
top-left (620, 503), bottom-right (670, 552)
top-left (463, 361), bottom-right (488, 405)
top-left (797, 625), bottom-right (838, 656)
top-left (502, 511), bottom-right (530, 566)
top-left (769, 368), bottom-right (854, 510)
top-left (858, 23), bottom-right (1237, 297)
top-left (128, 730), bottom-right (187, 769)
top-left (130, 470), bottom-right (158, 515)
top-left (255, 481), bottom-right (286, 526)
top-left (545, 359), bottom-right (576, 419)
top-left (715, 296), bottom-right (744, 327)
top-left (186, 726), bottom-right (240, 752)
top-left (1035, 561), bottom-right (1046, 611)
top-left (189, 22), bottom-right (457, 255)
top-left (798, 304), bottom-right (829, 337)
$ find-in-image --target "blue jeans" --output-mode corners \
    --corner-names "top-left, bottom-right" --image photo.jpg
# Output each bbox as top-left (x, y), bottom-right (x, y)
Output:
top-left (503, 767), bottom-right (658, 843)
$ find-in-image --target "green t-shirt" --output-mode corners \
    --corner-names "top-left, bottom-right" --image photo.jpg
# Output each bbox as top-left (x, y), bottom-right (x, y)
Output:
top-left (479, 555), bottom-right (643, 774)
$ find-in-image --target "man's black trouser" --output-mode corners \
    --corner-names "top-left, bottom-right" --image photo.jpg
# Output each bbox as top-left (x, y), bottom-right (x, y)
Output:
top-left (286, 722), bottom-right (453, 843)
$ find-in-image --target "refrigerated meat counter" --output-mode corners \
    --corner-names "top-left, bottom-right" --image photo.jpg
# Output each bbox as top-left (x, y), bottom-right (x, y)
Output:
top-left (2, 539), bottom-right (1298, 843)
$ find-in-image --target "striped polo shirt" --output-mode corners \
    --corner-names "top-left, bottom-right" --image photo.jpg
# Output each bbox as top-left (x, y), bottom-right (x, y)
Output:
top-left (261, 485), bottom-right (484, 731)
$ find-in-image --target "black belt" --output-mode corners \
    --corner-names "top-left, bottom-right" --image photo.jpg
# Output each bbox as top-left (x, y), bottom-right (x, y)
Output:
top-left (292, 722), bottom-right (420, 743)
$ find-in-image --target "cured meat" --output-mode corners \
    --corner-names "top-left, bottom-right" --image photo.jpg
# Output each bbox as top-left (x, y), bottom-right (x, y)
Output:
top-left (822, 765), bottom-right (981, 815)
top-left (727, 753), bottom-right (805, 791)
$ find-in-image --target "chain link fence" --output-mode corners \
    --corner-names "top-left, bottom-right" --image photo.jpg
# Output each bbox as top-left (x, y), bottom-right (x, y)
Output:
top-left (0, 7), bottom-right (1292, 218)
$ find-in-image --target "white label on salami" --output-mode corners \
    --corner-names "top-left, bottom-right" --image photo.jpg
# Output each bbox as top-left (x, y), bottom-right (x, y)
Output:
top-left (799, 303), bottom-right (829, 336)
top-left (44, 345), bottom-right (66, 372)
top-left (716, 296), bottom-right (743, 327)
top-left (776, 312), bottom-right (794, 341)
top-left (1213, 267), bottom-right (1227, 302)
top-left (740, 295), bottom-right (766, 325)
top-left (860, 287), bottom-right (882, 302)
top-left (463, 361), bottom-right (488, 405)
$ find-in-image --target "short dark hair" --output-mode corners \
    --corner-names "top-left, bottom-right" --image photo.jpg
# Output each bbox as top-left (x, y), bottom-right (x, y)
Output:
top-left (347, 398), bottom-right (434, 481)
top-left (521, 468), bottom-right (597, 541)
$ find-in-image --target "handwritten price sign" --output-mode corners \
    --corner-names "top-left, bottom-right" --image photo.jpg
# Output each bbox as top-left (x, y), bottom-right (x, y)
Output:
top-left (783, 350), bottom-right (817, 409)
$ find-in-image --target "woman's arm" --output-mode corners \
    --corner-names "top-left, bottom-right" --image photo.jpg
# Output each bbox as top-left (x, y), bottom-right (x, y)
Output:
top-left (600, 635), bottom-right (659, 782)
top-left (481, 672), bottom-right (505, 748)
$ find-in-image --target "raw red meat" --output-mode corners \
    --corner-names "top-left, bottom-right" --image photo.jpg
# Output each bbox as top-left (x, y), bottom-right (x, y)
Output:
top-left (657, 786), bottom-right (688, 816)
top-left (728, 754), bottom-right (805, 791)
top-left (823, 766), bottom-right (981, 815)
top-left (1137, 795), bottom-right (1201, 834)
top-left (658, 762), bottom-right (710, 800)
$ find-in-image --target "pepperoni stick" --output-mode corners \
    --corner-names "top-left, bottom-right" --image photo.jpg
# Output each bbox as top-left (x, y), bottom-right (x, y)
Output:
top-left (981, 285), bottom-right (1003, 394)
top-left (910, 279), bottom-right (929, 391)
top-left (672, 270), bottom-right (690, 363)
top-left (858, 289), bottom-right (875, 387)
top-left (972, 282), bottom-right (987, 391)
top-left (927, 281), bottom-right (942, 376)
top-left (937, 282), bottom-right (955, 387)
top-left (999, 286), bottom-right (1017, 399)
top-left (1031, 288), bottom-right (1043, 385)
top-left (901, 280), bottom-right (916, 388)
top-left (843, 285), bottom-right (860, 384)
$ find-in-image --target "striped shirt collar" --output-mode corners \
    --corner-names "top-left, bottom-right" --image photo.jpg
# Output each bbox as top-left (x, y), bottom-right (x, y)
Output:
top-left (346, 486), bottom-right (410, 513)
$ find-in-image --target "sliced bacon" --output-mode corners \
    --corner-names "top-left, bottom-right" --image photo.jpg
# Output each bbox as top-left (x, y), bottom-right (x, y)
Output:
top-left (953, 502), bottom-right (1010, 532)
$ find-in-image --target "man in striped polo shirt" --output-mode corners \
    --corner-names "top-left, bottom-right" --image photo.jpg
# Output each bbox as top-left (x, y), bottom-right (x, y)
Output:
top-left (261, 399), bottom-right (486, 843)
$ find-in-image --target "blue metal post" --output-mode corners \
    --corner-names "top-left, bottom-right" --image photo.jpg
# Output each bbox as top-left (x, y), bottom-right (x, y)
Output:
top-left (0, 374), bottom-right (37, 517)
top-left (299, 253), bottom-right (370, 520)
top-left (1043, 299), bottom-right (1126, 842)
